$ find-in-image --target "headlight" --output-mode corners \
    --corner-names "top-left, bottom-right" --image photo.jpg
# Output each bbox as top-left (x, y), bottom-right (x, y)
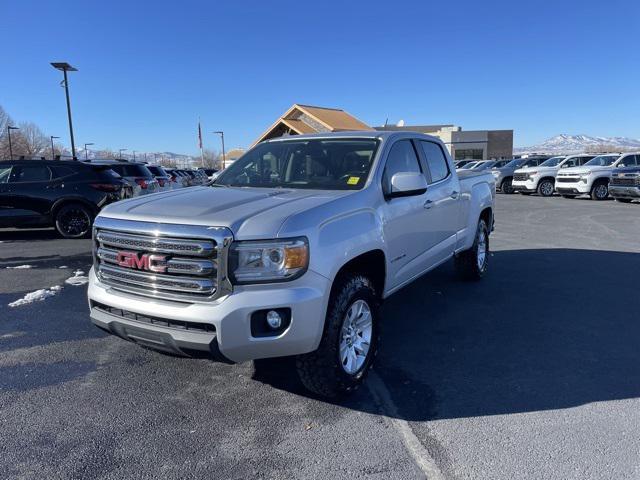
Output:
top-left (229, 237), bottom-right (309, 284)
top-left (527, 171), bottom-right (538, 179)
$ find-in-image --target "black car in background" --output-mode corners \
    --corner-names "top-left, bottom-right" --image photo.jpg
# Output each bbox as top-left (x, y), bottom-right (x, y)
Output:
top-left (0, 160), bottom-right (130, 238)
top-left (146, 165), bottom-right (172, 191)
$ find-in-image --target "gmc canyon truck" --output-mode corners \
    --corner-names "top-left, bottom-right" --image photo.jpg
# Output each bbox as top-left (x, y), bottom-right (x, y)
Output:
top-left (88, 131), bottom-right (495, 397)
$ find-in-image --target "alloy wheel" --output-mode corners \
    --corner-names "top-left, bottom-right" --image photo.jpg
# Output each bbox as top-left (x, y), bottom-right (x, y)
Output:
top-left (339, 299), bottom-right (373, 375)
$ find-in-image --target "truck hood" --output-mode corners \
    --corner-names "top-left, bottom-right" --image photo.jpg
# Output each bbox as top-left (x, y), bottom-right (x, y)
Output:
top-left (559, 165), bottom-right (612, 175)
top-left (99, 186), bottom-right (352, 239)
top-left (515, 166), bottom-right (558, 174)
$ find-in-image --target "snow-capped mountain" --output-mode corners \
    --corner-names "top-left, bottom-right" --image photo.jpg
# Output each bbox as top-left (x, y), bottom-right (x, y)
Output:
top-left (516, 134), bottom-right (640, 154)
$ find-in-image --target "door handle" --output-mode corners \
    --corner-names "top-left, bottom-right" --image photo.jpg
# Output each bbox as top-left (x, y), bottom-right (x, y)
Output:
top-left (450, 191), bottom-right (459, 199)
top-left (423, 200), bottom-right (434, 209)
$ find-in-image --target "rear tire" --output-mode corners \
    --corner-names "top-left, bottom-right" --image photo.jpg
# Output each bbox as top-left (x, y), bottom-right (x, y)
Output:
top-left (54, 203), bottom-right (93, 239)
top-left (537, 179), bottom-right (555, 197)
top-left (296, 274), bottom-right (380, 398)
top-left (501, 177), bottom-right (515, 194)
top-left (590, 181), bottom-right (609, 200)
top-left (455, 218), bottom-right (489, 280)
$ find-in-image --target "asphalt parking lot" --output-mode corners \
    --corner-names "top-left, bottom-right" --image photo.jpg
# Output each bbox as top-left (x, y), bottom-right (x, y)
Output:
top-left (1, 195), bottom-right (639, 480)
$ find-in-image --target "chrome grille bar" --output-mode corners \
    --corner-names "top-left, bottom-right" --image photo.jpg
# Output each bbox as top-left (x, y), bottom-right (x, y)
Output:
top-left (96, 230), bottom-right (215, 257)
top-left (98, 264), bottom-right (216, 294)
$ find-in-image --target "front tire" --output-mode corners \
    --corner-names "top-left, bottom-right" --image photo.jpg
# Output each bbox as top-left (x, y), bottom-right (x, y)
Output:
top-left (455, 218), bottom-right (489, 280)
top-left (590, 181), bottom-right (609, 200)
top-left (537, 179), bottom-right (555, 197)
top-left (501, 177), bottom-right (515, 194)
top-left (296, 274), bottom-right (380, 398)
top-left (54, 203), bottom-right (93, 239)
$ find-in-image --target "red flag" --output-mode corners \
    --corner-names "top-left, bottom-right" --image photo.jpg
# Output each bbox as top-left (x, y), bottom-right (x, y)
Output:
top-left (198, 120), bottom-right (203, 149)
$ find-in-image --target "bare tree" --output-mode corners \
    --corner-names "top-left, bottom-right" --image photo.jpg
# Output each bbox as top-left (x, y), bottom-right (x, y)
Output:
top-left (12, 122), bottom-right (49, 158)
top-left (0, 105), bottom-right (15, 159)
top-left (201, 149), bottom-right (223, 169)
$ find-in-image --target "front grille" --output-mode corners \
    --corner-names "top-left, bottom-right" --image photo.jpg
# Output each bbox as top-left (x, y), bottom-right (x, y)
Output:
top-left (611, 176), bottom-right (640, 187)
top-left (557, 176), bottom-right (579, 183)
top-left (93, 217), bottom-right (233, 303)
top-left (92, 301), bottom-right (215, 333)
top-left (513, 173), bottom-right (528, 181)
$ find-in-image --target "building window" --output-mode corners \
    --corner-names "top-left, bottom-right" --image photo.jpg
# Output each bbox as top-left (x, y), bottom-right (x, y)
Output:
top-left (455, 149), bottom-right (484, 160)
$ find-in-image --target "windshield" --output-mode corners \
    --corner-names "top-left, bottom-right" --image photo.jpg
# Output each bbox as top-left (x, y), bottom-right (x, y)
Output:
top-left (215, 138), bottom-right (379, 190)
top-left (110, 164), bottom-right (154, 178)
top-left (147, 166), bottom-right (167, 176)
top-left (503, 159), bottom-right (524, 169)
top-left (585, 155), bottom-right (619, 167)
top-left (539, 156), bottom-right (566, 167)
top-left (461, 162), bottom-right (478, 169)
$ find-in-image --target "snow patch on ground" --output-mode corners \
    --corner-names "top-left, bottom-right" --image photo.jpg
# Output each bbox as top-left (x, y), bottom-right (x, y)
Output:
top-left (6, 265), bottom-right (34, 269)
top-left (8, 286), bottom-right (62, 307)
top-left (58, 266), bottom-right (68, 269)
top-left (65, 270), bottom-right (88, 286)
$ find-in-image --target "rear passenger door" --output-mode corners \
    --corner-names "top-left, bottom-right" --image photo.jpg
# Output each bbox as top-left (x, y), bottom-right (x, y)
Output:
top-left (7, 165), bottom-right (55, 219)
top-left (417, 140), bottom-right (460, 263)
top-left (0, 164), bottom-right (15, 226)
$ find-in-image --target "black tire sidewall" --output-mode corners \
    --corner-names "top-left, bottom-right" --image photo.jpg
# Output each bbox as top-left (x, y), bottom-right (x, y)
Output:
top-left (55, 204), bottom-right (93, 239)
top-left (591, 181), bottom-right (608, 200)
top-left (501, 178), bottom-right (514, 194)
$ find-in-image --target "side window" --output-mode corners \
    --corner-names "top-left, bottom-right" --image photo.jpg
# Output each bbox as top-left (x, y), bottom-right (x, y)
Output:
top-left (9, 166), bottom-right (52, 183)
top-left (565, 158), bottom-right (578, 167)
top-left (0, 166), bottom-right (12, 184)
top-left (383, 140), bottom-right (422, 192)
top-left (419, 141), bottom-right (450, 183)
top-left (619, 155), bottom-right (637, 167)
top-left (51, 165), bottom-right (77, 178)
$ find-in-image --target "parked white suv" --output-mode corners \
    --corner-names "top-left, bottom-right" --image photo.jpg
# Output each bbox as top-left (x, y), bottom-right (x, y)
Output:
top-left (87, 131), bottom-right (495, 397)
top-left (556, 153), bottom-right (640, 200)
top-left (512, 155), bottom-right (593, 197)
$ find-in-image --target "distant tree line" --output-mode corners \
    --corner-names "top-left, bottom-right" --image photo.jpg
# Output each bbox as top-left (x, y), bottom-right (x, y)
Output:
top-left (0, 105), bottom-right (65, 159)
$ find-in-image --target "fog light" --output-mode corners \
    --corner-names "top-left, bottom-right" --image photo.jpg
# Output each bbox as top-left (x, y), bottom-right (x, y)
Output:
top-left (266, 310), bottom-right (282, 329)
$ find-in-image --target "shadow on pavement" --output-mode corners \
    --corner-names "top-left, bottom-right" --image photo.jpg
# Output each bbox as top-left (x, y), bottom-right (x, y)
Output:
top-left (253, 248), bottom-right (640, 420)
top-left (0, 228), bottom-right (58, 241)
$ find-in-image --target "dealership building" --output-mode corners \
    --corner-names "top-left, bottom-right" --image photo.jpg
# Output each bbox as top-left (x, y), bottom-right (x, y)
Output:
top-left (253, 104), bottom-right (513, 160)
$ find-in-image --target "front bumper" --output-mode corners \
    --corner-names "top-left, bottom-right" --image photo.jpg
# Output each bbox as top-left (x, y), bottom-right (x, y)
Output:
top-left (88, 267), bottom-right (330, 362)
top-left (556, 181), bottom-right (589, 194)
top-left (609, 186), bottom-right (640, 199)
top-left (512, 179), bottom-right (537, 192)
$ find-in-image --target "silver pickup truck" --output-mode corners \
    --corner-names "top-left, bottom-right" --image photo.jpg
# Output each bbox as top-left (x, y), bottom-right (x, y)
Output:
top-left (88, 131), bottom-right (495, 397)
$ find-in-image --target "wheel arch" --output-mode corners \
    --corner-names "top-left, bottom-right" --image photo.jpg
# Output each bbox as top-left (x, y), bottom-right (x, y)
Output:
top-left (51, 197), bottom-right (99, 217)
top-left (330, 250), bottom-right (386, 301)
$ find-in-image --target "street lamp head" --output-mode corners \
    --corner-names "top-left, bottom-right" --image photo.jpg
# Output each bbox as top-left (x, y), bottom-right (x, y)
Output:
top-left (85, 143), bottom-right (94, 146)
top-left (51, 62), bottom-right (78, 72)
top-left (213, 131), bottom-right (223, 134)
top-left (51, 136), bottom-right (60, 139)
top-left (8, 126), bottom-right (19, 131)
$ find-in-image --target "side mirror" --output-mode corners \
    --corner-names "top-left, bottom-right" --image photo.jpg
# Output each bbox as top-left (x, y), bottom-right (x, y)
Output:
top-left (386, 172), bottom-right (428, 198)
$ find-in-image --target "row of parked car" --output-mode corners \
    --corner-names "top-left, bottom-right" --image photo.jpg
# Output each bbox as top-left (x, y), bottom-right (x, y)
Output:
top-left (0, 158), bottom-right (218, 238)
top-left (454, 152), bottom-right (640, 202)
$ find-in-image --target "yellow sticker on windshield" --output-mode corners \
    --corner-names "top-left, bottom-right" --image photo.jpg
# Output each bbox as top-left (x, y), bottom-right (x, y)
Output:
top-left (347, 176), bottom-right (360, 185)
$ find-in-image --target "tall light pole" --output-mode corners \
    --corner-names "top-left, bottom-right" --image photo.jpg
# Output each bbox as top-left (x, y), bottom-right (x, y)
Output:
top-left (132, 150), bottom-right (136, 161)
top-left (84, 142), bottom-right (94, 160)
top-left (119, 148), bottom-right (127, 160)
top-left (50, 62), bottom-right (78, 159)
top-left (50, 136), bottom-right (60, 159)
top-left (7, 126), bottom-right (19, 160)
top-left (213, 131), bottom-right (226, 169)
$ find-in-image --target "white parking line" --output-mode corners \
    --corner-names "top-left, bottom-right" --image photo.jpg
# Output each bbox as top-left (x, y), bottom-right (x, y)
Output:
top-left (368, 371), bottom-right (445, 480)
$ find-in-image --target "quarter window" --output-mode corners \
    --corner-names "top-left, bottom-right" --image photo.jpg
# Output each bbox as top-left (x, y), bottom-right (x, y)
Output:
top-left (618, 155), bottom-right (637, 167)
top-left (420, 141), bottom-right (450, 183)
top-left (383, 140), bottom-right (422, 192)
top-left (0, 166), bottom-right (11, 183)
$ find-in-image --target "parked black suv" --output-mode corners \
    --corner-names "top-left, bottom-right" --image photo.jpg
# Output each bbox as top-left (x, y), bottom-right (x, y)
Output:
top-left (0, 160), bottom-right (131, 238)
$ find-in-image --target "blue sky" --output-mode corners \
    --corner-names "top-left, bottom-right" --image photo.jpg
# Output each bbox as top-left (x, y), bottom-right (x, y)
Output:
top-left (2, 0), bottom-right (638, 155)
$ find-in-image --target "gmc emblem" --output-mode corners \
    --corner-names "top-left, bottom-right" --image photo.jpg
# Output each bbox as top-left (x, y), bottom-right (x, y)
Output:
top-left (116, 251), bottom-right (168, 273)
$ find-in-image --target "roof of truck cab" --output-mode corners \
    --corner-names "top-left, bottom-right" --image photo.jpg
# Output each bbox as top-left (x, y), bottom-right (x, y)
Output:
top-left (261, 130), bottom-right (443, 143)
